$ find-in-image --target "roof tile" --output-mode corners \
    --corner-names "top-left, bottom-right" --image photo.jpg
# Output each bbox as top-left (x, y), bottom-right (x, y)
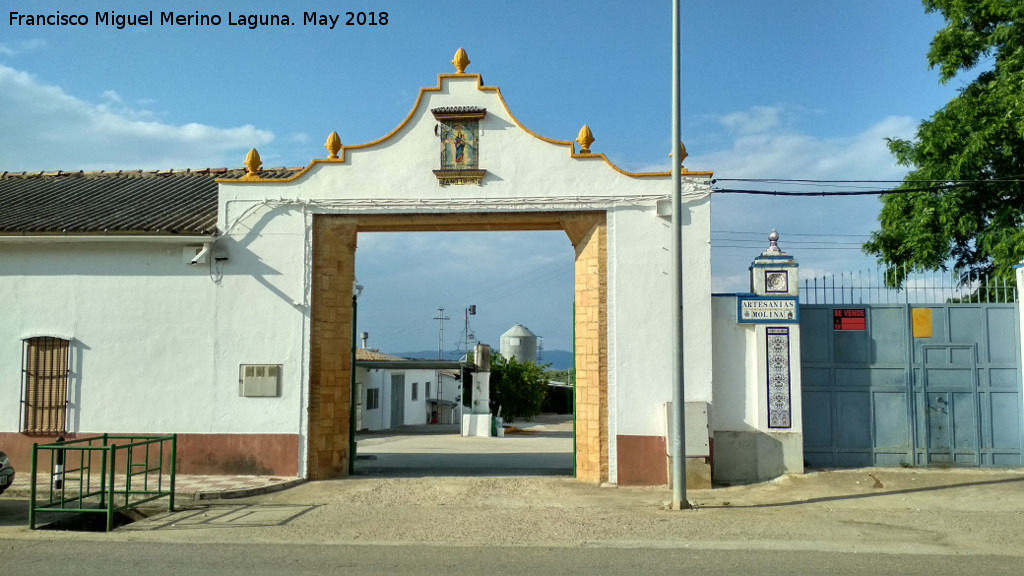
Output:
top-left (0, 168), bottom-right (300, 236)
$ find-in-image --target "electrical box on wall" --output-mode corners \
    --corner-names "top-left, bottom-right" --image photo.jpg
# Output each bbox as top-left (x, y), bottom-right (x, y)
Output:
top-left (239, 364), bottom-right (281, 397)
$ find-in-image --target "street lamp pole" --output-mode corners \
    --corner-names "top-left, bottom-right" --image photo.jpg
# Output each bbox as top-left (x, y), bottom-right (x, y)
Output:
top-left (670, 0), bottom-right (690, 510)
top-left (464, 304), bottom-right (476, 356)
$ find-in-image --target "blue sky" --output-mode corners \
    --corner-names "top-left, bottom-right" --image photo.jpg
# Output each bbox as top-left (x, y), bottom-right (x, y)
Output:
top-left (1, 1), bottom-right (958, 354)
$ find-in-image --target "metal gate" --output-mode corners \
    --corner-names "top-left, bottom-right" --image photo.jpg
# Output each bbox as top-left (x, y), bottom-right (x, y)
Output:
top-left (800, 273), bottom-right (1023, 468)
top-left (390, 374), bottom-right (405, 428)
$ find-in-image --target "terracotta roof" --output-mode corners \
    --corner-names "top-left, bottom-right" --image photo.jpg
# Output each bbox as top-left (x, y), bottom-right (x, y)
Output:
top-left (0, 168), bottom-right (299, 236)
top-left (355, 349), bottom-right (408, 362)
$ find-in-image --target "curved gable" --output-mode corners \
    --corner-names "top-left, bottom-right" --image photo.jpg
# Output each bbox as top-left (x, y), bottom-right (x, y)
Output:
top-left (218, 49), bottom-right (711, 196)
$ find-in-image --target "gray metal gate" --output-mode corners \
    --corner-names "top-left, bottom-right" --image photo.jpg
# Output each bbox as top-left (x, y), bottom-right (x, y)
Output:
top-left (390, 374), bottom-right (405, 428)
top-left (800, 274), bottom-right (1023, 468)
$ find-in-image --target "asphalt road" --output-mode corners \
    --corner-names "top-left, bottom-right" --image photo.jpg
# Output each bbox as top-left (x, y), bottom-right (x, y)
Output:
top-left (3, 539), bottom-right (1021, 576)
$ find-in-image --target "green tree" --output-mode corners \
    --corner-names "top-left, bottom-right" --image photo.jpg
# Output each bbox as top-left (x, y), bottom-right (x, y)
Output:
top-left (864, 1), bottom-right (1024, 286)
top-left (489, 354), bottom-right (549, 422)
top-left (543, 368), bottom-right (575, 387)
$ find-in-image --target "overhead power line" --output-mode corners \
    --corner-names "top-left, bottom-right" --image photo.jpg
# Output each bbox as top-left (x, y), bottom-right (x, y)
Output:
top-left (713, 244), bottom-right (865, 251)
top-left (712, 229), bottom-right (871, 239)
top-left (710, 177), bottom-right (1024, 197)
top-left (713, 178), bottom-right (1024, 184)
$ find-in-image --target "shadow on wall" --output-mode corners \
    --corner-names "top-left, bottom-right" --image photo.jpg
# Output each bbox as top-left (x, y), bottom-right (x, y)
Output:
top-left (712, 430), bottom-right (803, 485)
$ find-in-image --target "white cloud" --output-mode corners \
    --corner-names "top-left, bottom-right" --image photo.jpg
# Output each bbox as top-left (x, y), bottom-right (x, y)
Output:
top-left (717, 105), bottom-right (784, 135)
top-left (101, 90), bottom-right (122, 104)
top-left (0, 65), bottom-right (274, 172)
top-left (673, 106), bottom-right (924, 292)
top-left (691, 107), bottom-right (917, 181)
top-left (0, 38), bottom-right (47, 57)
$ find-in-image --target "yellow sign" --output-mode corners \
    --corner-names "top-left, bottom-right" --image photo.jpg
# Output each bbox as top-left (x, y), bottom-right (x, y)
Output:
top-left (912, 308), bottom-right (933, 338)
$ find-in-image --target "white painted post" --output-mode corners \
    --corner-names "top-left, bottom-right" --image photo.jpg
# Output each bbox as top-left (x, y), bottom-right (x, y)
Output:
top-left (745, 231), bottom-right (804, 480)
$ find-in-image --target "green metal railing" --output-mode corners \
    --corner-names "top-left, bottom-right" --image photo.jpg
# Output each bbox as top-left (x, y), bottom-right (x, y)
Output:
top-left (30, 434), bottom-right (177, 531)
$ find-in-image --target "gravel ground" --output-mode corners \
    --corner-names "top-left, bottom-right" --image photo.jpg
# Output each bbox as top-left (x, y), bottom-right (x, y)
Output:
top-left (73, 468), bottom-right (1021, 558)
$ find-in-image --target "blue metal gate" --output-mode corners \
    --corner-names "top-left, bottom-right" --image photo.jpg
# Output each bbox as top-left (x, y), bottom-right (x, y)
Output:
top-left (801, 302), bottom-right (1023, 468)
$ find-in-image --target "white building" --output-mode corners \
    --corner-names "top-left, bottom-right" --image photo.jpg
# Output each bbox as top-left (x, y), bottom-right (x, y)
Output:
top-left (354, 349), bottom-right (462, 430)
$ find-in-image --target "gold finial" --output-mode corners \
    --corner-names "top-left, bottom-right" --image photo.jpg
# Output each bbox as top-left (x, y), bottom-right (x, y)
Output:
top-left (243, 148), bottom-right (262, 180)
top-left (669, 141), bottom-right (689, 165)
top-left (452, 48), bottom-right (470, 73)
top-left (325, 131), bottom-right (342, 159)
top-left (576, 125), bottom-right (595, 153)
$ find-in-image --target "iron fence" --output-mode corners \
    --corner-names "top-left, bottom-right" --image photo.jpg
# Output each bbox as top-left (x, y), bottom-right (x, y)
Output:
top-left (29, 434), bottom-right (176, 531)
top-left (800, 268), bottom-right (1017, 305)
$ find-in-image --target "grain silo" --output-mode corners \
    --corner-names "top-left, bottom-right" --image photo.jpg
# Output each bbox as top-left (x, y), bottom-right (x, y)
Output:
top-left (499, 324), bottom-right (539, 363)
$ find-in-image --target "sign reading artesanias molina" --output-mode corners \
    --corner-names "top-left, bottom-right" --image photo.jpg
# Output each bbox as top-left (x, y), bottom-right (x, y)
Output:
top-left (737, 296), bottom-right (799, 324)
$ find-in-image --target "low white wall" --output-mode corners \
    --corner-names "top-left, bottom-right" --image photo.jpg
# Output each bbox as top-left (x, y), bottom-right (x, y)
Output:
top-left (711, 293), bottom-right (805, 483)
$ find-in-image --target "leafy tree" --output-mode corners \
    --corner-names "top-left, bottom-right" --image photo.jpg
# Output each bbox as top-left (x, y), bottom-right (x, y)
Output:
top-left (543, 368), bottom-right (575, 387)
top-left (864, 1), bottom-right (1024, 286)
top-left (488, 354), bottom-right (549, 422)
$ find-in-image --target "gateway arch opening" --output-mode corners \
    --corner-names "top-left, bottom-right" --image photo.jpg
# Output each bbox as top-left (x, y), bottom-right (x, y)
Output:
top-left (308, 212), bottom-right (609, 482)
top-left (351, 229), bottom-right (575, 477)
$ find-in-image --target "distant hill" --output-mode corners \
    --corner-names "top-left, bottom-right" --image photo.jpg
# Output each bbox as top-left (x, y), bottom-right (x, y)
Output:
top-left (389, 349), bottom-right (573, 371)
top-left (538, 350), bottom-right (572, 371)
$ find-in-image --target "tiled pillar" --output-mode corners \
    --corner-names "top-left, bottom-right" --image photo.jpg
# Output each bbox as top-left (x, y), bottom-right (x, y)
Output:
top-left (309, 215), bottom-right (358, 480)
top-left (564, 213), bottom-right (608, 483)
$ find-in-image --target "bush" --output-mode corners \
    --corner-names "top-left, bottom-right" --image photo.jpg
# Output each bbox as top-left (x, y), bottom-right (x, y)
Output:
top-left (488, 354), bottom-right (549, 422)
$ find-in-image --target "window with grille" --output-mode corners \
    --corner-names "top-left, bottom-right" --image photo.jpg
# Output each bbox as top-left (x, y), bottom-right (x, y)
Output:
top-left (21, 337), bottom-right (71, 434)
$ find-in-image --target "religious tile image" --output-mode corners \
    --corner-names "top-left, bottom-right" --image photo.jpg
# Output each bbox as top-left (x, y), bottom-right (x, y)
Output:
top-left (439, 120), bottom-right (479, 170)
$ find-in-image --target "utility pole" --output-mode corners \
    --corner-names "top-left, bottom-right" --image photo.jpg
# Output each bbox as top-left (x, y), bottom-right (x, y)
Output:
top-left (434, 307), bottom-right (450, 360)
top-left (433, 307), bottom-right (450, 424)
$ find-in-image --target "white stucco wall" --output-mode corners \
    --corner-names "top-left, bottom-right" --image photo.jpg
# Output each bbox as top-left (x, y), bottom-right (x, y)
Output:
top-left (710, 293), bottom-right (804, 434)
top-left (710, 294), bottom-right (759, 431)
top-left (607, 197), bottom-right (713, 438)
top-left (358, 367), bottom-right (384, 431)
top-left (0, 236), bottom-right (307, 435)
top-left (402, 369), bottom-right (435, 426)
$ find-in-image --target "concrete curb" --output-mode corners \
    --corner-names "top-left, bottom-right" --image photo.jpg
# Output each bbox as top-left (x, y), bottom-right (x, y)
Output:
top-left (192, 478), bottom-right (307, 501)
top-left (1, 478), bottom-right (308, 502)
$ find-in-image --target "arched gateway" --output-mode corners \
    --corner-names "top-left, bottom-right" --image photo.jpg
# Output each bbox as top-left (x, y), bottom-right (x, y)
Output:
top-left (216, 50), bottom-right (713, 484)
top-left (0, 50), bottom-right (713, 487)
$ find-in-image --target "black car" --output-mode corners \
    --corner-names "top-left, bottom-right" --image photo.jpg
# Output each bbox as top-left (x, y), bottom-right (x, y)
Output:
top-left (0, 451), bottom-right (14, 495)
